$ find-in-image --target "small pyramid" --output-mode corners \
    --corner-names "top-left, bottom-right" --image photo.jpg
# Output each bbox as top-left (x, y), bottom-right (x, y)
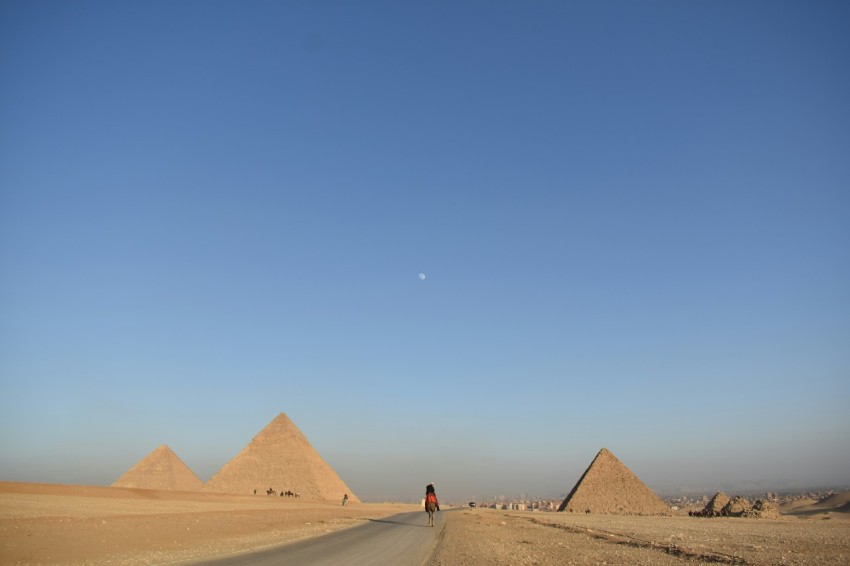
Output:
top-left (702, 491), bottom-right (731, 516)
top-left (203, 413), bottom-right (360, 502)
top-left (721, 495), bottom-right (751, 517)
top-left (558, 448), bottom-right (669, 515)
top-left (112, 445), bottom-right (203, 491)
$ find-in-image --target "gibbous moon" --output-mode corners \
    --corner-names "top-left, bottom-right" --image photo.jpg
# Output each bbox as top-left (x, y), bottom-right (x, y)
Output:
top-left (418, 273), bottom-right (426, 280)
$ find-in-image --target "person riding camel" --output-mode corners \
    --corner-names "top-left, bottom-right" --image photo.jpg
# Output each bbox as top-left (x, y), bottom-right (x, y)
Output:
top-left (425, 483), bottom-right (440, 511)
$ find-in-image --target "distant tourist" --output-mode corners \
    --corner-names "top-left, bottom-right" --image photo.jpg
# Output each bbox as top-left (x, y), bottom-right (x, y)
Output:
top-left (342, 493), bottom-right (349, 506)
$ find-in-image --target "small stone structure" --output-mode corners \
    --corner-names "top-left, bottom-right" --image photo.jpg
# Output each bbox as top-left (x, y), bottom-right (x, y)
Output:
top-left (721, 495), bottom-right (752, 516)
top-left (743, 499), bottom-right (780, 518)
top-left (692, 492), bottom-right (778, 519)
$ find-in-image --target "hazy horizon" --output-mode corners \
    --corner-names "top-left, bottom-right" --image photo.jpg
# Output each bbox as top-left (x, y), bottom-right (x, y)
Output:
top-left (2, 1), bottom-right (848, 503)
top-left (2, 410), bottom-right (847, 502)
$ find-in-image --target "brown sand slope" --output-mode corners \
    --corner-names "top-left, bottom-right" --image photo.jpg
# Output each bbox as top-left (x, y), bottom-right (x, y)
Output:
top-left (558, 448), bottom-right (669, 515)
top-left (780, 497), bottom-right (817, 513)
top-left (204, 413), bottom-right (359, 502)
top-left (112, 445), bottom-right (203, 491)
top-left (782, 491), bottom-right (850, 517)
top-left (815, 492), bottom-right (850, 508)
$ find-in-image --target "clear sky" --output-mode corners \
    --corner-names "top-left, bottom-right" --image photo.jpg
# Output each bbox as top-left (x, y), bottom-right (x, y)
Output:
top-left (1, 1), bottom-right (848, 502)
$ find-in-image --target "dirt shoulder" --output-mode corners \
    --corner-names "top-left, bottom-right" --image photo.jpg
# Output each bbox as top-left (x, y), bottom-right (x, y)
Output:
top-left (428, 508), bottom-right (850, 565)
top-left (0, 482), bottom-right (414, 565)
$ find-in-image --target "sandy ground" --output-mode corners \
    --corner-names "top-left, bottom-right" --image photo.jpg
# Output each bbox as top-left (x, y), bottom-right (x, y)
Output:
top-left (0, 482), bottom-right (414, 565)
top-left (430, 506), bottom-right (850, 565)
top-left (2, 482), bottom-right (848, 565)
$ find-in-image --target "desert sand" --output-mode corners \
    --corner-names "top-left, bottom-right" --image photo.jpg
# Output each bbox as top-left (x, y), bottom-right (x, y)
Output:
top-left (432, 498), bottom-right (850, 565)
top-left (0, 482), bottom-right (411, 565)
top-left (2, 482), bottom-right (849, 565)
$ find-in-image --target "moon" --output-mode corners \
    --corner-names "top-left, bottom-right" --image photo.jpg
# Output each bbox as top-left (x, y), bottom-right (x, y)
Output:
top-left (418, 273), bottom-right (426, 281)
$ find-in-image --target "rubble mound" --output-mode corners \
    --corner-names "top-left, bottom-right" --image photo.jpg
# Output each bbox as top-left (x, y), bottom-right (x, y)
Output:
top-left (721, 496), bottom-right (752, 517)
top-left (700, 492), bottom-right (731, 517)
top-left (693, 493), bottom-right (782, 519)
top-left (743, 499), bottom-right (780, 519)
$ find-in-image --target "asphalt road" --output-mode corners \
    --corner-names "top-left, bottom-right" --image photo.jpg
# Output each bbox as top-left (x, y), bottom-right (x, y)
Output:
top-left (195, 510), bottom-right (444, 566)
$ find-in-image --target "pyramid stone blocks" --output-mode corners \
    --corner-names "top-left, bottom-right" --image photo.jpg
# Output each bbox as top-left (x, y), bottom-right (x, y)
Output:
top-left (204, 413), bottom-right (359, 503)
top-left (112, 445), bottom-right (203, 491)
top-left (558, 448), bottom-right (669, 515)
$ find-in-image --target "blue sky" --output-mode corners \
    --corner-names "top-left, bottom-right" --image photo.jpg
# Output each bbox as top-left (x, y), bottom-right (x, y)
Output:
top-left (1, 1), bottom-right (848, 501)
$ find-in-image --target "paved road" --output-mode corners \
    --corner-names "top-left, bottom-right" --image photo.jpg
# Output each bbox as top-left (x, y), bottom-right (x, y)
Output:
top-left (195, 510), bottom-right (444, 566)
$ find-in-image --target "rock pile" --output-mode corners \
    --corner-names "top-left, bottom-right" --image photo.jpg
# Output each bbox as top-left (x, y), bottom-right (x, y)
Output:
top-left (691, 491), bottom-right (730, 517)
top-left (721, 495), bottom-right (752, 516)
top-left (743, 499), bottom-right (780, 518)
top-left (691, 493), bottom-right (778, 519)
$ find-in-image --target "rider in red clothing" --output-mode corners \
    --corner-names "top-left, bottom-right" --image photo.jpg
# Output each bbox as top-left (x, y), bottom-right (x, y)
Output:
top-left (425, 483), bottom-right (440, 511)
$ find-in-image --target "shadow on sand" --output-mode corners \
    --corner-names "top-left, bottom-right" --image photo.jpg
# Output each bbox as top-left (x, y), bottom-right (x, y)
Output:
top-left (367, 517), bottom-right (432, 528)
top-left (785, 507), bottom-right (846, 518)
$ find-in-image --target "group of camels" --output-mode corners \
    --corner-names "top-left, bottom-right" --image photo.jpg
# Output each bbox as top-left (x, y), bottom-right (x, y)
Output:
top-left (257, 487), bottom-right (301, 497)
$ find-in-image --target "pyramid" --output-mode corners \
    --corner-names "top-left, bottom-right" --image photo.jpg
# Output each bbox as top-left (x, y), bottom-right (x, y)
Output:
top-left (557, 448), bottom-right (669, 515)
top-left (700, 491), bottom-right (731, 516)
top-left (203, 413), bottom-right (360, 502)
top-left (112, 445), bottom-right (203, 491)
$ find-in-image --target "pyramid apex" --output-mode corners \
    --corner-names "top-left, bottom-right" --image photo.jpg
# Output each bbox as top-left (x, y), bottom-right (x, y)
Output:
top-left (262, 413), bottom-right (297, 431)
top-left (112, 445), bottom-right (202, 491)
top-left (591, 447), bottom-right (615, 462)
top-left (153, 445), bottom-right (180, 457)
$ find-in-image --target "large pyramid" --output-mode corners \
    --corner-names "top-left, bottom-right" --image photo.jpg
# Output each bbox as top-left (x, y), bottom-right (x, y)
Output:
top-left (112, 445), bottom-right (203, 491)
top-left (558, 448), bottom-right (669, 515)
top-left (204, 413), bottom-right (360, 502)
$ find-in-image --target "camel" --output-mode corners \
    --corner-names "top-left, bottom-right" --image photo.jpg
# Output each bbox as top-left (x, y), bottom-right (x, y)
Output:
top-left (425, 483), bottom-right (439, 527)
